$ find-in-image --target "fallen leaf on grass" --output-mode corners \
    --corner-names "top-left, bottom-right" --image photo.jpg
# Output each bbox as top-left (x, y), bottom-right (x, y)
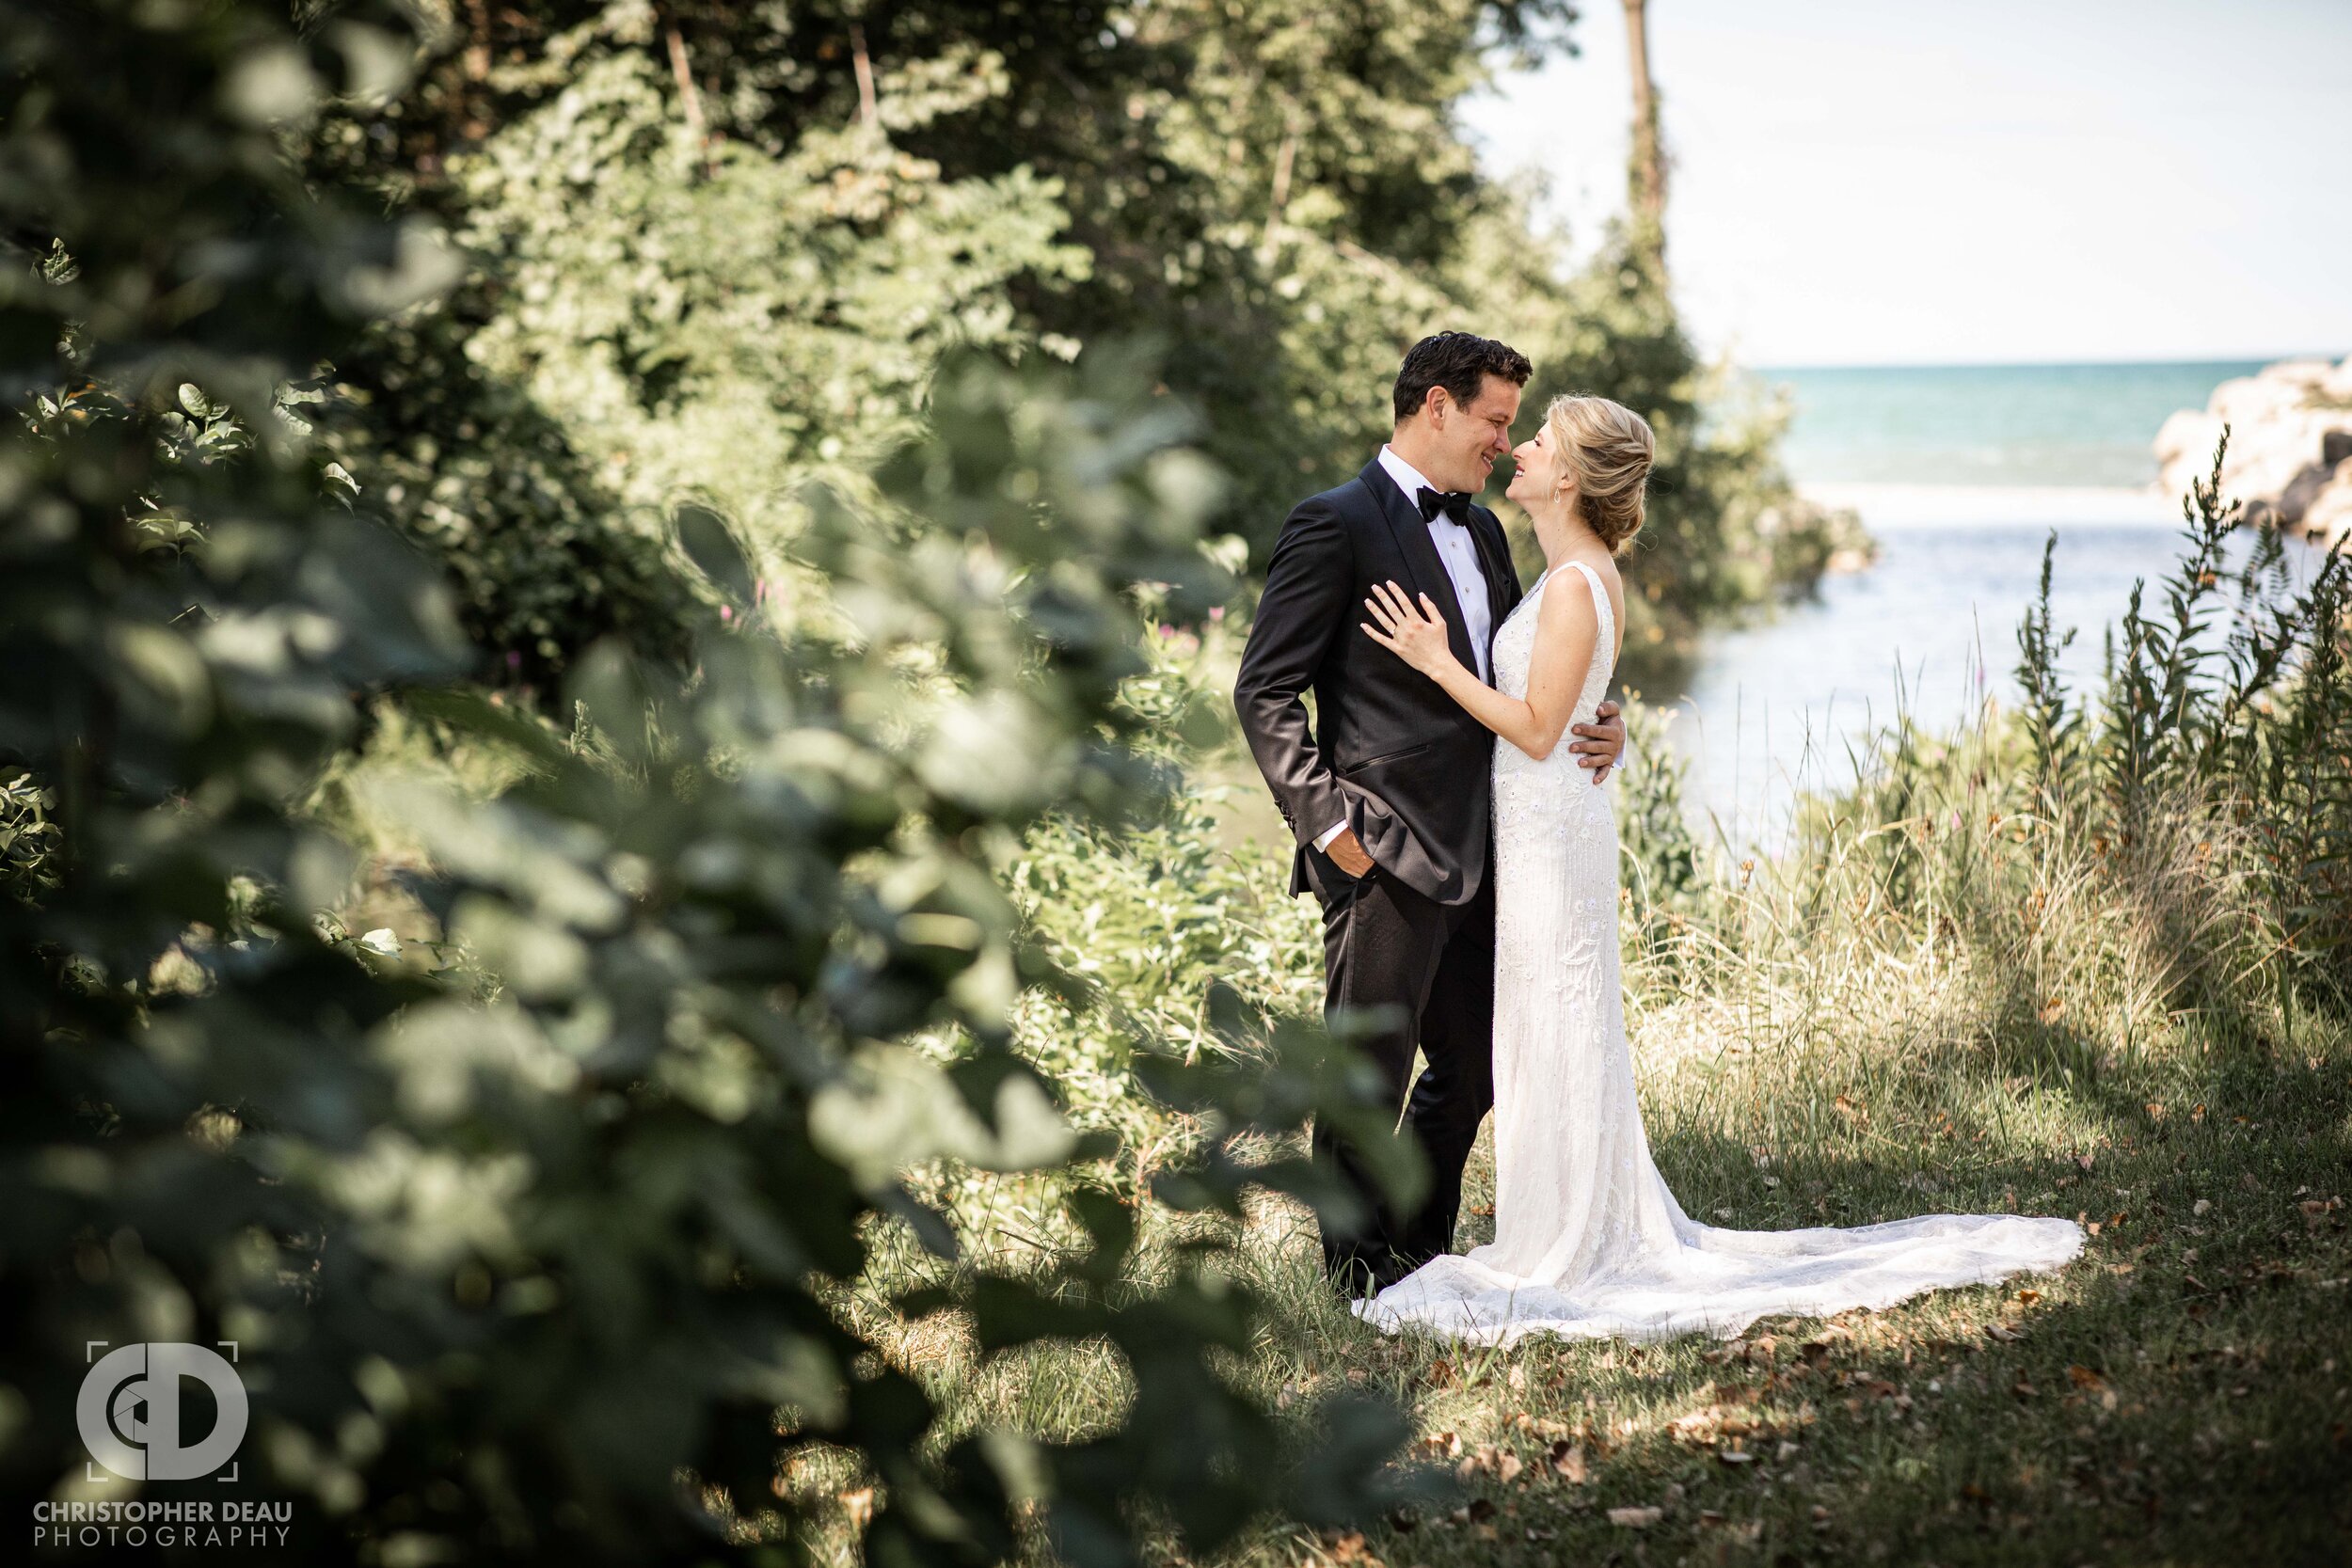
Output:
top-left (1607, 1506), bottom-right (1663, 1528)
top-left (1549, 1441), bottom-right (1590, 1483)
top-left (1461, 1498), bottom-right (1497, 1523)
top-left (1984, 1323), bottom-right (2022, 1342)
top-left (2068, 1365), bottom-right (2107, 1389)
top-left (2011, 1373), bottom-right (2039, 1400)
top-left (1414, 1431), bottom-right (1462, 1462)
top-left (1667, 1390), bottom-right (1775, 1446)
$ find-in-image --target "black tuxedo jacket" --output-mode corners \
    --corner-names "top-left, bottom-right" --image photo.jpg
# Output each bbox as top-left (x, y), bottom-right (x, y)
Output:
top-left (1234, 458), bottom-right (1524, 906)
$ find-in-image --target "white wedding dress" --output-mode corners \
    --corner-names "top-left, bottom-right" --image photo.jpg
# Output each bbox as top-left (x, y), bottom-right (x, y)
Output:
top-left (1356, 560), bottom-right (2083, 1345)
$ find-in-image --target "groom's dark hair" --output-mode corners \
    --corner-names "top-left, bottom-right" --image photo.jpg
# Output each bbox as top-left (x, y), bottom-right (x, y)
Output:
top-left (1391, 331), bottom-right (1534, 423)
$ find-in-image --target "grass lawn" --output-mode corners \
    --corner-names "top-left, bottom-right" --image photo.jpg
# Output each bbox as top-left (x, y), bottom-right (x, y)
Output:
top-left (836, 898), bottom-right (2351, 1568)
top-left (1244, 1035), bottom-right (2352, 1568)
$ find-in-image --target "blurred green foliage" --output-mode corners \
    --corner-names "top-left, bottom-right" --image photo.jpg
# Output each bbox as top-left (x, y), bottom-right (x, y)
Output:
top-left (0, 4), bottom-right (1423, 1562)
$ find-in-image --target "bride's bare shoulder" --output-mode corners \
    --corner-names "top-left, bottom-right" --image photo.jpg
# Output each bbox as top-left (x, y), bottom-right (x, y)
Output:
top-left (1532, 562), bottom-right (1601, 646)
top-left (1549, 556), bottom-right (1623, 610)
top-left (1549, 556), bottom-right (1625, 659)
top-left (1567, 553), bottom-right (1625, 614)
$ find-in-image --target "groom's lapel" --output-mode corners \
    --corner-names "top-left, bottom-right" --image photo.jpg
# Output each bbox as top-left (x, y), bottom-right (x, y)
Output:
top-left (1468, 507), bottom-right (1517, 633)
top-left (1359, 460), bottom-right (1479, 677)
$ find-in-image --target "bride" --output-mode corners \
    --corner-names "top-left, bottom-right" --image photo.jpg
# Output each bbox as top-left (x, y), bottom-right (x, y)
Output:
top-left (1352, 392), bottom-right (2083, 1344)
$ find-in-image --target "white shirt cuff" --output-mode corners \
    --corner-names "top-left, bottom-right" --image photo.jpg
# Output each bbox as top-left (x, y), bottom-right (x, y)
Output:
top-left (1311, 819), bottom-right (1348, 852)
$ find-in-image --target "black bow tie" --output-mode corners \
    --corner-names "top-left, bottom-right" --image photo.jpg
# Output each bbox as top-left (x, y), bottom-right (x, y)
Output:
top-left (1416, 486), bottom-right (1473, 527)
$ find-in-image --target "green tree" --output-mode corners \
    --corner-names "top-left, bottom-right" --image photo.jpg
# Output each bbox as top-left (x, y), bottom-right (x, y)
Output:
top-left (0, 5), bottom-right (1416, 1561)
top-left (306, 1), bottom-right (1846, 682)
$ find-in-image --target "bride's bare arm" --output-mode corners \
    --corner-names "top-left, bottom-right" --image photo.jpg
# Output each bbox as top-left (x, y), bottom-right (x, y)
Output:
top-left (1360, 579), bottom-right (1597, 761)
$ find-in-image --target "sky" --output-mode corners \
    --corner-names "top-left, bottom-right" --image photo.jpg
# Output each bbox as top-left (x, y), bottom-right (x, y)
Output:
top-left (1458, 0), bottom-right (2352, 368)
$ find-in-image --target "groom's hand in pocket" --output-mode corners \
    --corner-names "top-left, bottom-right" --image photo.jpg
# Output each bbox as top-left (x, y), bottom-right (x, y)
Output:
top-left (1569, 700), bottom-right (1626, 785)
top-left (1325, 827), bottom-right (1375, 878)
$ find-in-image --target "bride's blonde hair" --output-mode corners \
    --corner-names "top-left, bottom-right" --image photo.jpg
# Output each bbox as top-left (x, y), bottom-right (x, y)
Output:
top-left (1543, 394), bottom-right (1655, 553)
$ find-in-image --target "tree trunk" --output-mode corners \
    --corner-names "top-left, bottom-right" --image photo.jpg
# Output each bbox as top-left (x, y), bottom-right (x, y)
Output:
top-left (850, 24), bottom-right (880, 132)
top-left (664, 24), bottom-right (711, 175)
top-left (1622, 0), bottom-right (1666, 270)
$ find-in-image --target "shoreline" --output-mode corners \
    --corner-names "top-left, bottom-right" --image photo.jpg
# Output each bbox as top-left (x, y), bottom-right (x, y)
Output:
top-left (1797, 481), bottom-right (2178, 531)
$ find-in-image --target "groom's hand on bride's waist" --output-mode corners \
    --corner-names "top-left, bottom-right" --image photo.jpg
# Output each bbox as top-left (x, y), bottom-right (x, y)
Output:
top-left (1568, 700), bottom-right (1626, 785)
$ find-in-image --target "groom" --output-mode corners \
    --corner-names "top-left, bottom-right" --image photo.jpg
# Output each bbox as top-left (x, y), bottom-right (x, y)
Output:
top-left (1233, 331), bottom-right (1626, 1296)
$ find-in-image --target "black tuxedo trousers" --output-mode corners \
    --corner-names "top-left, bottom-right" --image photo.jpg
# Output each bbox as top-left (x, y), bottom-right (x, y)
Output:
top-left (1310, 845), bottom-right (1497, 1291)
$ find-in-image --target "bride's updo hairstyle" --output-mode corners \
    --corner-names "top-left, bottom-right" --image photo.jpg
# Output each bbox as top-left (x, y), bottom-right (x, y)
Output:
top-left (1544, 393), bottom-right (1655, 554)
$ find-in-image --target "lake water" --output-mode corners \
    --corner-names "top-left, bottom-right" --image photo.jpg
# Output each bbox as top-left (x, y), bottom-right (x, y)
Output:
top-left (1761, 360), bottom-right (2270, 488)
top-left (1661, 360), bottom-right (2329, 847)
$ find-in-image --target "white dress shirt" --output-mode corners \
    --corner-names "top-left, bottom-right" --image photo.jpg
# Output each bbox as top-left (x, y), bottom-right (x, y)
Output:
top-left (1376, 445), bottom-right (1494, 683)
top-left (1314, 447), bottom-right (1497, 852)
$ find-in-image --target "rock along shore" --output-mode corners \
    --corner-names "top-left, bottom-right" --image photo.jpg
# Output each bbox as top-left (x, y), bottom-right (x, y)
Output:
top-left (2154, 355), bottom-right (2352, 546)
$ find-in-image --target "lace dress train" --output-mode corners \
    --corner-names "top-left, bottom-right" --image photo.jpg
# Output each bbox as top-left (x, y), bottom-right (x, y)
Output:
top-left (1356, 560), bottom-right (2082, 1345)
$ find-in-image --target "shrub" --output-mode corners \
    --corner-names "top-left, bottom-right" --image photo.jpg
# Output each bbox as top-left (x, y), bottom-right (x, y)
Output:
top-left (0, 8), bottom-right (1414, 1563)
